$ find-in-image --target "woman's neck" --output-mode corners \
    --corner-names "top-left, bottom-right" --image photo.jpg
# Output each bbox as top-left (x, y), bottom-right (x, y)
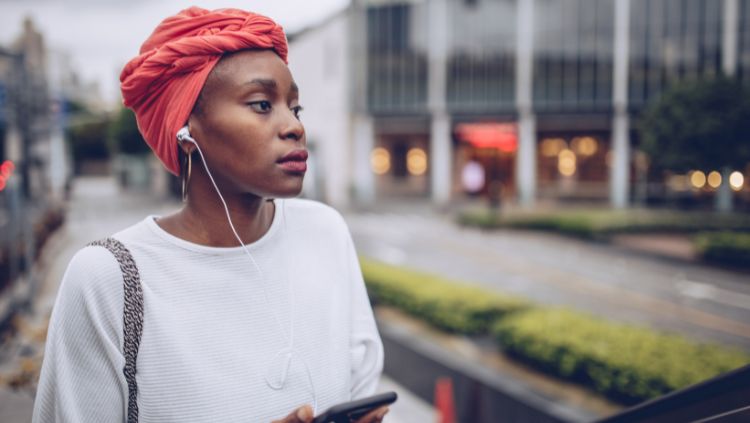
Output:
top-left (157, 192), bottom-right (275, 248)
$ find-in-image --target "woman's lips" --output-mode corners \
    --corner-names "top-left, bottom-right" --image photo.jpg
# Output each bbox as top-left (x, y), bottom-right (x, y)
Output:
top-left (277, 149), bottom-right (308, 173)
top-left (277, 160), bottom-right (307, 173)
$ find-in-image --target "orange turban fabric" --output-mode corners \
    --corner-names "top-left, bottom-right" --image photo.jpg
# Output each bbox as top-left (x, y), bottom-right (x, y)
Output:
top-left (120, 7), bottom-right (288, 175)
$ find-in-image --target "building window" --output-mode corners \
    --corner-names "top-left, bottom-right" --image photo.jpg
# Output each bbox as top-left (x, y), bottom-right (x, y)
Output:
top-left (629, 0), bottom-right (723, 107)
top-left (533, 0), bottom-right (615, 112)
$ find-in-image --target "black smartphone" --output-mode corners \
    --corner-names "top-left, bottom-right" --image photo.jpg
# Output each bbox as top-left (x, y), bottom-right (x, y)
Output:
top-left (312, 391), bottom-right (397, 423)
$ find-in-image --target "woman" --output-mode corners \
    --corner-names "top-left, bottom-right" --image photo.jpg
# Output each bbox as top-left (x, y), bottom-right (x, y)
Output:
top-left (33, 7), bottom-right (387, 423)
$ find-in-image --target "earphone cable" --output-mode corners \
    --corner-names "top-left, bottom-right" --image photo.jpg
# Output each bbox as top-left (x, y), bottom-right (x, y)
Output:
top-left (185, 138), bottom-right (317, 414)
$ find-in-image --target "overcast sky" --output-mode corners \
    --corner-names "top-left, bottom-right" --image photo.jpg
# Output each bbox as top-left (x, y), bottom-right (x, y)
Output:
top-left (0, 0), bottom-right (349, 104)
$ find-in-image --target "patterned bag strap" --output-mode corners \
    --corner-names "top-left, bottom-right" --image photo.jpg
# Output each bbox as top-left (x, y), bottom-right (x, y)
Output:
top-left (88, 237), bottom-right (144, 423)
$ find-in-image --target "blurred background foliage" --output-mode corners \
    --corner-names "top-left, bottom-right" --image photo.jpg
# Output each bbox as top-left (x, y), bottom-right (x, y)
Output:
top-left (638, 76), bottom-right (750, 173)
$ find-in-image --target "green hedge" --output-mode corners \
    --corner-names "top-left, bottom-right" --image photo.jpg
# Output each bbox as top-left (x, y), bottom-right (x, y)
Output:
top-left (458, 209), bottom-right (750, 239)
top-left (359, 258), bottom-right (529, 334)
top-left (694, 232), bottom-right (750, 267)
top-left (360, 258), bottom-right (750, 404)
top-left (493, 308), bottom-right (750, 404)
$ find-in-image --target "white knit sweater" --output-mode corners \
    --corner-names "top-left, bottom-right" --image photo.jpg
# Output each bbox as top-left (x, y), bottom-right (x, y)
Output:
top-left (33, 199), bottom-right (384, 422)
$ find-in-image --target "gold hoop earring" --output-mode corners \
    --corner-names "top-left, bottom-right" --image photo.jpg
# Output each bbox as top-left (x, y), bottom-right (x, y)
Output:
top-left (181, 151), bottom-right (192, 202)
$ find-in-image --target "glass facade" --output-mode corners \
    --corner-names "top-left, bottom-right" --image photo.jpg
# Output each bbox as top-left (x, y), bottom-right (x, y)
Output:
top-left (365, 0), bottom-right (736, 114)
top-left (739, 0), bottom-right (750, 83)
top-left (628, 0), bottom-right (724, 108)
top-left (533, 0), bottom-right (615, 113)
top-left (366, 3), bottom-right (428, 114)
top-left (446, 0), bottom-right (517, 113)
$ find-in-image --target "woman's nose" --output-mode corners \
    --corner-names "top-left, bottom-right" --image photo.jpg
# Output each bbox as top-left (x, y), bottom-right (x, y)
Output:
top-left (280, 110), bottom-right (304, 142)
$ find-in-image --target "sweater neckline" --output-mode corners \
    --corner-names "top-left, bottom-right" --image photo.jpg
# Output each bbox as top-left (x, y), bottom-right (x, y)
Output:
top-left (144, 199), bottom-right (284, 255)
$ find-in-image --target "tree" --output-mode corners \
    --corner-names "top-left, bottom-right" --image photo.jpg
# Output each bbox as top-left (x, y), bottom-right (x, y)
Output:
top-left (68, 119), bottom-right (111, 163)
top-left (638, 76), bottom-right (750, 211)
top-left (108, 106), bottom-right (150, 155)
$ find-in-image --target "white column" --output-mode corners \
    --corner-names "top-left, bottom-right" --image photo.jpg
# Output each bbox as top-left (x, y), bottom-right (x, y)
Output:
top-left (353, 115), bottom-right (376, 204)
top-left (717, 0), bottom-right (739, 212)
top-left (431, 113), bottom-right (452, 205)
top-left (428, 0), bottom-right (451, 206)
top-left (723, 0), bottom-right (739, 77)
top-left (515, 0), bottom-right (536, 207)
top-left (610, 0), bottom-right (631, 209)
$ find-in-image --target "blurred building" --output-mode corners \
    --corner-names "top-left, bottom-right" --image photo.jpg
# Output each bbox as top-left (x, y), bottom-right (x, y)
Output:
top-left (0, 17), bottom-right (53, 201)
top-left (289, 0), bottom-right (748, 209)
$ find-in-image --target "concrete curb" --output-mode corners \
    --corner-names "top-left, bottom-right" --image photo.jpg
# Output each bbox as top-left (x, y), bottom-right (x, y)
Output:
top-left (377, 313), bottom-right (598, 423)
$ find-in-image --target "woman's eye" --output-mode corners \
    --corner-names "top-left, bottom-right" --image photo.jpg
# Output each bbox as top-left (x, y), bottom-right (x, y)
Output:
top-left (291, 105), bottom-right (304, 119)
top-left (248, 101), bottom-right (272, 113)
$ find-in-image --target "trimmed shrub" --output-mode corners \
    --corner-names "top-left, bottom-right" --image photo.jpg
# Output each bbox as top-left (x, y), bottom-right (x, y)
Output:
top-left (359, 258), bottom-right (529, 334)
top-left (694, 232), bottom-right (750, 267)
top-left (493, 308), bottom-right (750, 404)
top-left (458, 209), bottom-right (750, 239)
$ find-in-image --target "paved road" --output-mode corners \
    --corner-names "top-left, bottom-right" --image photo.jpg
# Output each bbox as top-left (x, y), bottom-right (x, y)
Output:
top-left (345, 208), bottom-right (750, 352)
top-left (0, 176), bottom-right (433, 422)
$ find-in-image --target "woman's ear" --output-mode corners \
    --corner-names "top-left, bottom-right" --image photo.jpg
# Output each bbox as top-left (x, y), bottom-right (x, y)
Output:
top-left (181, 116), bottom-right (200, 155)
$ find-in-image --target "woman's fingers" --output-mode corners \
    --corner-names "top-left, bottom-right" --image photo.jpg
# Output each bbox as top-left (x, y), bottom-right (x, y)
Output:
top-left (271, 404), bottom-right (314, 423)
top-left (355, 405), bottom-right (390, 423)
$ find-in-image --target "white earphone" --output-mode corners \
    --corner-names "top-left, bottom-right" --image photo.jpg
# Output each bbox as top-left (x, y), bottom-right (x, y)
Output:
top-left (176, 126), bottom-right (195, 145)
top-left (174, 125), bottom-right (318, 413)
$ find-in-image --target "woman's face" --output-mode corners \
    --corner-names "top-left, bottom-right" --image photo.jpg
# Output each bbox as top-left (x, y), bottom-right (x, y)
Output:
top-left (188, 49), bottom-right (306, 199)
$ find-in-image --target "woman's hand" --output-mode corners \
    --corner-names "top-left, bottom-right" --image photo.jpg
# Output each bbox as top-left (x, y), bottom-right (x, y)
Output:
top-left (273, 405), bottom-right (314, 423)
top-left (354, 405), bottom-right (389, 423)
top-left (272, 404), bottom-right (389, 423)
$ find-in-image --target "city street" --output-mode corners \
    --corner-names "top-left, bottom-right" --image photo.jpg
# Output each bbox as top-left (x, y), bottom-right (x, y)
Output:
top-left (2, 1), bottom-right (749, 421)
top-left (346, 205), bottom-right (750, 352)
top-left (1, 182), bottom-right (748, 420)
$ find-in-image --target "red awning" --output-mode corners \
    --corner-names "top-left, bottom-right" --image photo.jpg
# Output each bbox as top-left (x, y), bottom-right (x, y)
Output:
top-left (455, 122), bottom-right (517, 153)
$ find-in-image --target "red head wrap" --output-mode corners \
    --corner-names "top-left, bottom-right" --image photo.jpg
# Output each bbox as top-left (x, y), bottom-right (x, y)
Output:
top-left (120, 7), bottom-right (288, 175)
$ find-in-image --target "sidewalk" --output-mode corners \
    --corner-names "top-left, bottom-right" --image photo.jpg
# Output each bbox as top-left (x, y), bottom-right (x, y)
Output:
top-left (0, 176), bottom-right (178, 421)
top-left (0, 176), bottom-right (434, 422)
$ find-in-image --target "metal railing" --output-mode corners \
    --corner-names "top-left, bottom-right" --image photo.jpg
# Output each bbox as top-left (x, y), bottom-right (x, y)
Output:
top-left (597, 364), bottom-right (750, 423)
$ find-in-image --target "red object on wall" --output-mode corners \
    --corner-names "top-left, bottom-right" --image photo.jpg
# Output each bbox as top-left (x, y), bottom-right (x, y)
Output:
top-left (455, 122), bottom-right (518, 153)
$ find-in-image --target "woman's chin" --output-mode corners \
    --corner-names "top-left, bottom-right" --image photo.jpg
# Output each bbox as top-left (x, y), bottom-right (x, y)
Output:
top-left (268, 183), bottom-right (304, 199)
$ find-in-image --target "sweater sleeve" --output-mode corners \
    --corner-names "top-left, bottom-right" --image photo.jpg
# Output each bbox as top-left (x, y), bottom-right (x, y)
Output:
top-left (345, 232), bottom-right (384, 400)
top-left (33, 246), bottom-right (128, 423)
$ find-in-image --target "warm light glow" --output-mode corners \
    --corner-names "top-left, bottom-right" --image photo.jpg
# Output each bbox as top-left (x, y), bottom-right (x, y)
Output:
top-left (634, 151), bottom-right (650, 170)
top-left (406, 148), bottom-right (427, 176)
top-left (370, 147), bottom-right (390, 175)
top-left (707, 171), bottom-right (722, 188)
top-left (558, 149), bottom-right (576, 176)
top-left (541, 138), bottom-right (566, 157)
top-left (667, 174), bottom-right (689, 192)
top-left (729, 171), bottom-right (744, 191)
top-left (571, 136), bottom-right (598, 156)
top-left (690, 171), bottom-right (706, 188)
